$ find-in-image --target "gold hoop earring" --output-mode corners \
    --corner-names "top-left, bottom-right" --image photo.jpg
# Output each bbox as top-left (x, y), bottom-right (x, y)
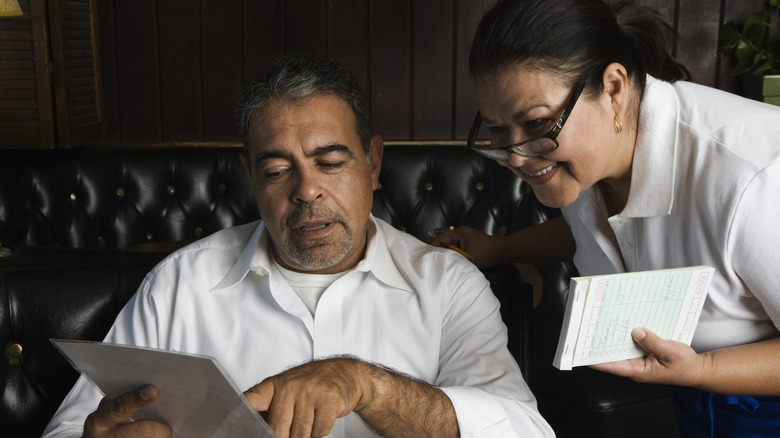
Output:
top-left (614, 115), bottom-right (623, 134)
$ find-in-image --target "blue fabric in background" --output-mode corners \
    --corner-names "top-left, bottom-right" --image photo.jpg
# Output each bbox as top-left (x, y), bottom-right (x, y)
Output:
top-left (672, 386), bottom-right (780, 437)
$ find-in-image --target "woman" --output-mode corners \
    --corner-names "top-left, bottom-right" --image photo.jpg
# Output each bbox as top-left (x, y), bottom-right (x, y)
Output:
top-left (432, 0), bottom-right (780, 435)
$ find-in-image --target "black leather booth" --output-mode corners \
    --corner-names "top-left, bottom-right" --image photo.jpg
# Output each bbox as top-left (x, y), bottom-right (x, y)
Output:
top-left (0, 145), bottom-right (678, 437)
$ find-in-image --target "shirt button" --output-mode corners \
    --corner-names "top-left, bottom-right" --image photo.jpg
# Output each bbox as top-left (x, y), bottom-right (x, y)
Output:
top-left (624, 242), bottom-right (633, 250)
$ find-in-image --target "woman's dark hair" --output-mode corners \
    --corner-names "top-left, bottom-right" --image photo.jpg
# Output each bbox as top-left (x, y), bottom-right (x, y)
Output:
top-left (469, 0), bottom-right (691, 95)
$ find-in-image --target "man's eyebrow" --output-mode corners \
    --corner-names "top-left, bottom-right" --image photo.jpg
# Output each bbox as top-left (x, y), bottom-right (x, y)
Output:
top-left (309, 144), bottom-right (356, 159)
top-left (252, 144), bottom-right (356, 166)
top-left (252, 150), bottom-right (288, 167)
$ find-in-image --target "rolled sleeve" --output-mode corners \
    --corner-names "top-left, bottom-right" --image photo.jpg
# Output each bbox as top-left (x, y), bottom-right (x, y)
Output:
top-left (441, 386), bottom-right (552, 438)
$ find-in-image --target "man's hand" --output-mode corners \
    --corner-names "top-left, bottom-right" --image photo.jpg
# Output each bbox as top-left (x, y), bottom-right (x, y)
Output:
top-left (590, 327), bottom-right (709, 387)
top-left (244, 357), bottom-right (458, 438)
top-left (244, 358), bottom-right (369, 438)
top-left (84, 385), bottom-right (173, 438)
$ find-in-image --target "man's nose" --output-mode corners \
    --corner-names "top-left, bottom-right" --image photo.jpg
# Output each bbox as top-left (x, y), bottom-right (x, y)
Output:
top-left (293, 167), bottom-right (323, 203)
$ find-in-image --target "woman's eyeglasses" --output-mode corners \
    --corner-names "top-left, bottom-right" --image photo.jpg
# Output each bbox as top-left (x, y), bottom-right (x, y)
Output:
top-left (468, 77), bottom-right (587, 161)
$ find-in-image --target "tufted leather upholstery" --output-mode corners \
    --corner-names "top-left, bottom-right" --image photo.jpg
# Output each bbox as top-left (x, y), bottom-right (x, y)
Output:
top-left (0, 248), bottom-right (168, 437)
top-left (0, 146), bottom-right (557, 249)
top-left (0, 148), bottom-right (258, 248)
top-left (0, 145), bottom-right (676, 437)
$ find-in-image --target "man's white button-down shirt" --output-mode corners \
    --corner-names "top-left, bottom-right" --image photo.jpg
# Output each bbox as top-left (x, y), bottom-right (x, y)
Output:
top-left (43, 216), bottom-right (553, 437)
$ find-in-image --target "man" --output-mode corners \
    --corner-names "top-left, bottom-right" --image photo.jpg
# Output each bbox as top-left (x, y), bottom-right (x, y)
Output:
top-left (42, 56), bottom-right (553, 438)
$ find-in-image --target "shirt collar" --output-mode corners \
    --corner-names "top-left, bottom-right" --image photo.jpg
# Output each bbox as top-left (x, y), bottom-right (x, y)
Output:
top-left (619, 75), bottom-right (678, 218)
top-left (353, 215), bottom-right (415, 293)
top-left (210, 221), bottom-right (268, 292)
top-left (211, 214), bottom-right (413, 293)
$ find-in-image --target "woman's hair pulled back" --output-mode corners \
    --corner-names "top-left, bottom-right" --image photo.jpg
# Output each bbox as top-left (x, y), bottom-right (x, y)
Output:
top-left (469, 0), bottom-right (690, 94)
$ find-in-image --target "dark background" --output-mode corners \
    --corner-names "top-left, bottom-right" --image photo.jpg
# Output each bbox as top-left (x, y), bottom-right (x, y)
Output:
top-left (0, 0), bottom-right (771, 149)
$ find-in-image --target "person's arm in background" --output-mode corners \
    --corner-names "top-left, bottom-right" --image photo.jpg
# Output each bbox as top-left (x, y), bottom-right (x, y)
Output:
top-left (593, 329), bottom-right (780, 396)
top-left (430, 215), bottom-right (576, 268)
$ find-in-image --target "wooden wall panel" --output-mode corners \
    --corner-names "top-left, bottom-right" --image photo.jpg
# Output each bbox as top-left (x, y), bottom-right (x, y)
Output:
top-left (113, 0), bottom-right (160, 141)
top-left (327, 0), bottom-right (369, 97)
top-left (243, 1), bottom-right (284, 87)
top-left (454, 0), bottom-right (492, 139)
top-left (202, 1), bottom-right (244, 140)
top-left (286, 0), bottom-right (327, 58)
top-left (412, 0), bottom-right (453, 139)
top-left (63, 0), bottom-right (776, 147)
top-left (369, 0), bottom-right (411, 139)
top-left (158, 0), bottom-right (202, 141)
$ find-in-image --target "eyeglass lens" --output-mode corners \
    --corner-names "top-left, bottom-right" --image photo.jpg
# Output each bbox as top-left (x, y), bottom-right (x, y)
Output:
top-left (472, 137), bottom-right (557, 160)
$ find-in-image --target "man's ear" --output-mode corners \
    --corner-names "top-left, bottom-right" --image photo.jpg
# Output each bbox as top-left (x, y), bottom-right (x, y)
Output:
top-left (240, 149), bottom-right (254, 178)
top-left (369, 134), bottom-right (384, 190)
top-left (601, 62), bottom-right (630, 117)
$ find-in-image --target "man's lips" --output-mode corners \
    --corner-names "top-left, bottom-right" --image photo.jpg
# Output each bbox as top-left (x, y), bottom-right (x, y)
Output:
top-left (296, 222), bottom-right (329, 232)
top-left (292, 221), bottom-right (337, 237)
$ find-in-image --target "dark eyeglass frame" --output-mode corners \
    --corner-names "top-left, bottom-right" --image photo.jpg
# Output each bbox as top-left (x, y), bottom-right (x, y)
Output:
top-left (467, 76), bottom-right (588, 158)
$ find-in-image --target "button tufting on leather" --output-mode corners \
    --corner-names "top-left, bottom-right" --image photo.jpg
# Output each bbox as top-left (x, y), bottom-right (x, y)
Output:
top-left (168, 185), bottom-right (175, 195)
top-left (425, 182), bottom-right (433, 191)
top-left (194, 227), bottom-right (203, 238)
top-left (116, 188), bottom-right (125, 198)
top-left (499, 225), bottom-right (508, 236)
top-left (398, 226), bottom-right (407, 232)
top-left (217, 183), bottom-right (226, 193)
top-left (5, 343), bottom-right (22, 360)
top-left (146, 231), bottom-right (153, 240)
top-left (476, 182), bottom-right (485, 191)
top-left (69, 193), bottom-right (77, 203)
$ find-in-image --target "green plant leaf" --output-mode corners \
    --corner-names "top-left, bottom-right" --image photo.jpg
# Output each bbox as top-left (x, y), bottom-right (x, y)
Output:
top-left (718, 21), bottom-right (743, 49)
top-left (720, 5), bottom-right (780, 77)
top-left (735, 40), bottom-right (759, 65)
top-left (743, 12), bottom-right (770, 43)
top-left (752, 62), bottom-right (773, 75)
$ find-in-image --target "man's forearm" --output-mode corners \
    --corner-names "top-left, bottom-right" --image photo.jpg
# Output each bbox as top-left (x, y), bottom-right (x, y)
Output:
top-left (355, 361), bottom-right (459, 438)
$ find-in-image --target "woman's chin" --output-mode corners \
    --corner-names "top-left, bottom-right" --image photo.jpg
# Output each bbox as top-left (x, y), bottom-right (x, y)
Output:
top-left (532, 189), bottom-right (579, 209)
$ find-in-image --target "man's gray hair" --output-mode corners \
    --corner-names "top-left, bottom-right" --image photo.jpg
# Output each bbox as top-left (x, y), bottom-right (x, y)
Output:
top-left (238, 56), bottom-right (371, 159)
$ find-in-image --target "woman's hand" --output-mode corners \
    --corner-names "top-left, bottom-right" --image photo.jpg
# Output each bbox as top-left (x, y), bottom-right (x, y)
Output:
top-left (590, 328), bottom-right (708, 387)
top-left (429, 226), bottom-right (506, 269)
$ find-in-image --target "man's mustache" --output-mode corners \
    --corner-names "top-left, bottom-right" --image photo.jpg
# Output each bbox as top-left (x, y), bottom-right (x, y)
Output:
top-left (285, 202), bottom-right (345, 229)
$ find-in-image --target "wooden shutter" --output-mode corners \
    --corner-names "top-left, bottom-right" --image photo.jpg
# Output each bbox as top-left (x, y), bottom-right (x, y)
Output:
top-left (0, 0), bottom-right (54, 149)
top-left (47, 0), bottom-right (102, 148)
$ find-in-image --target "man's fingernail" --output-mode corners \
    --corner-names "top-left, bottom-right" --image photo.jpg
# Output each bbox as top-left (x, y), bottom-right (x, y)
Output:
top-left (632, 328), bottom-right (646, 341)
top-left (140, 385), bottom-right (152, 400)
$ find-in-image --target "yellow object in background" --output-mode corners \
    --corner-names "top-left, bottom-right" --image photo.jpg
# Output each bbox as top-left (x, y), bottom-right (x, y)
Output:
top-left (427, 228), bottom-right (474, 261)
top-left (0, 0), bottom-right (23, 17)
